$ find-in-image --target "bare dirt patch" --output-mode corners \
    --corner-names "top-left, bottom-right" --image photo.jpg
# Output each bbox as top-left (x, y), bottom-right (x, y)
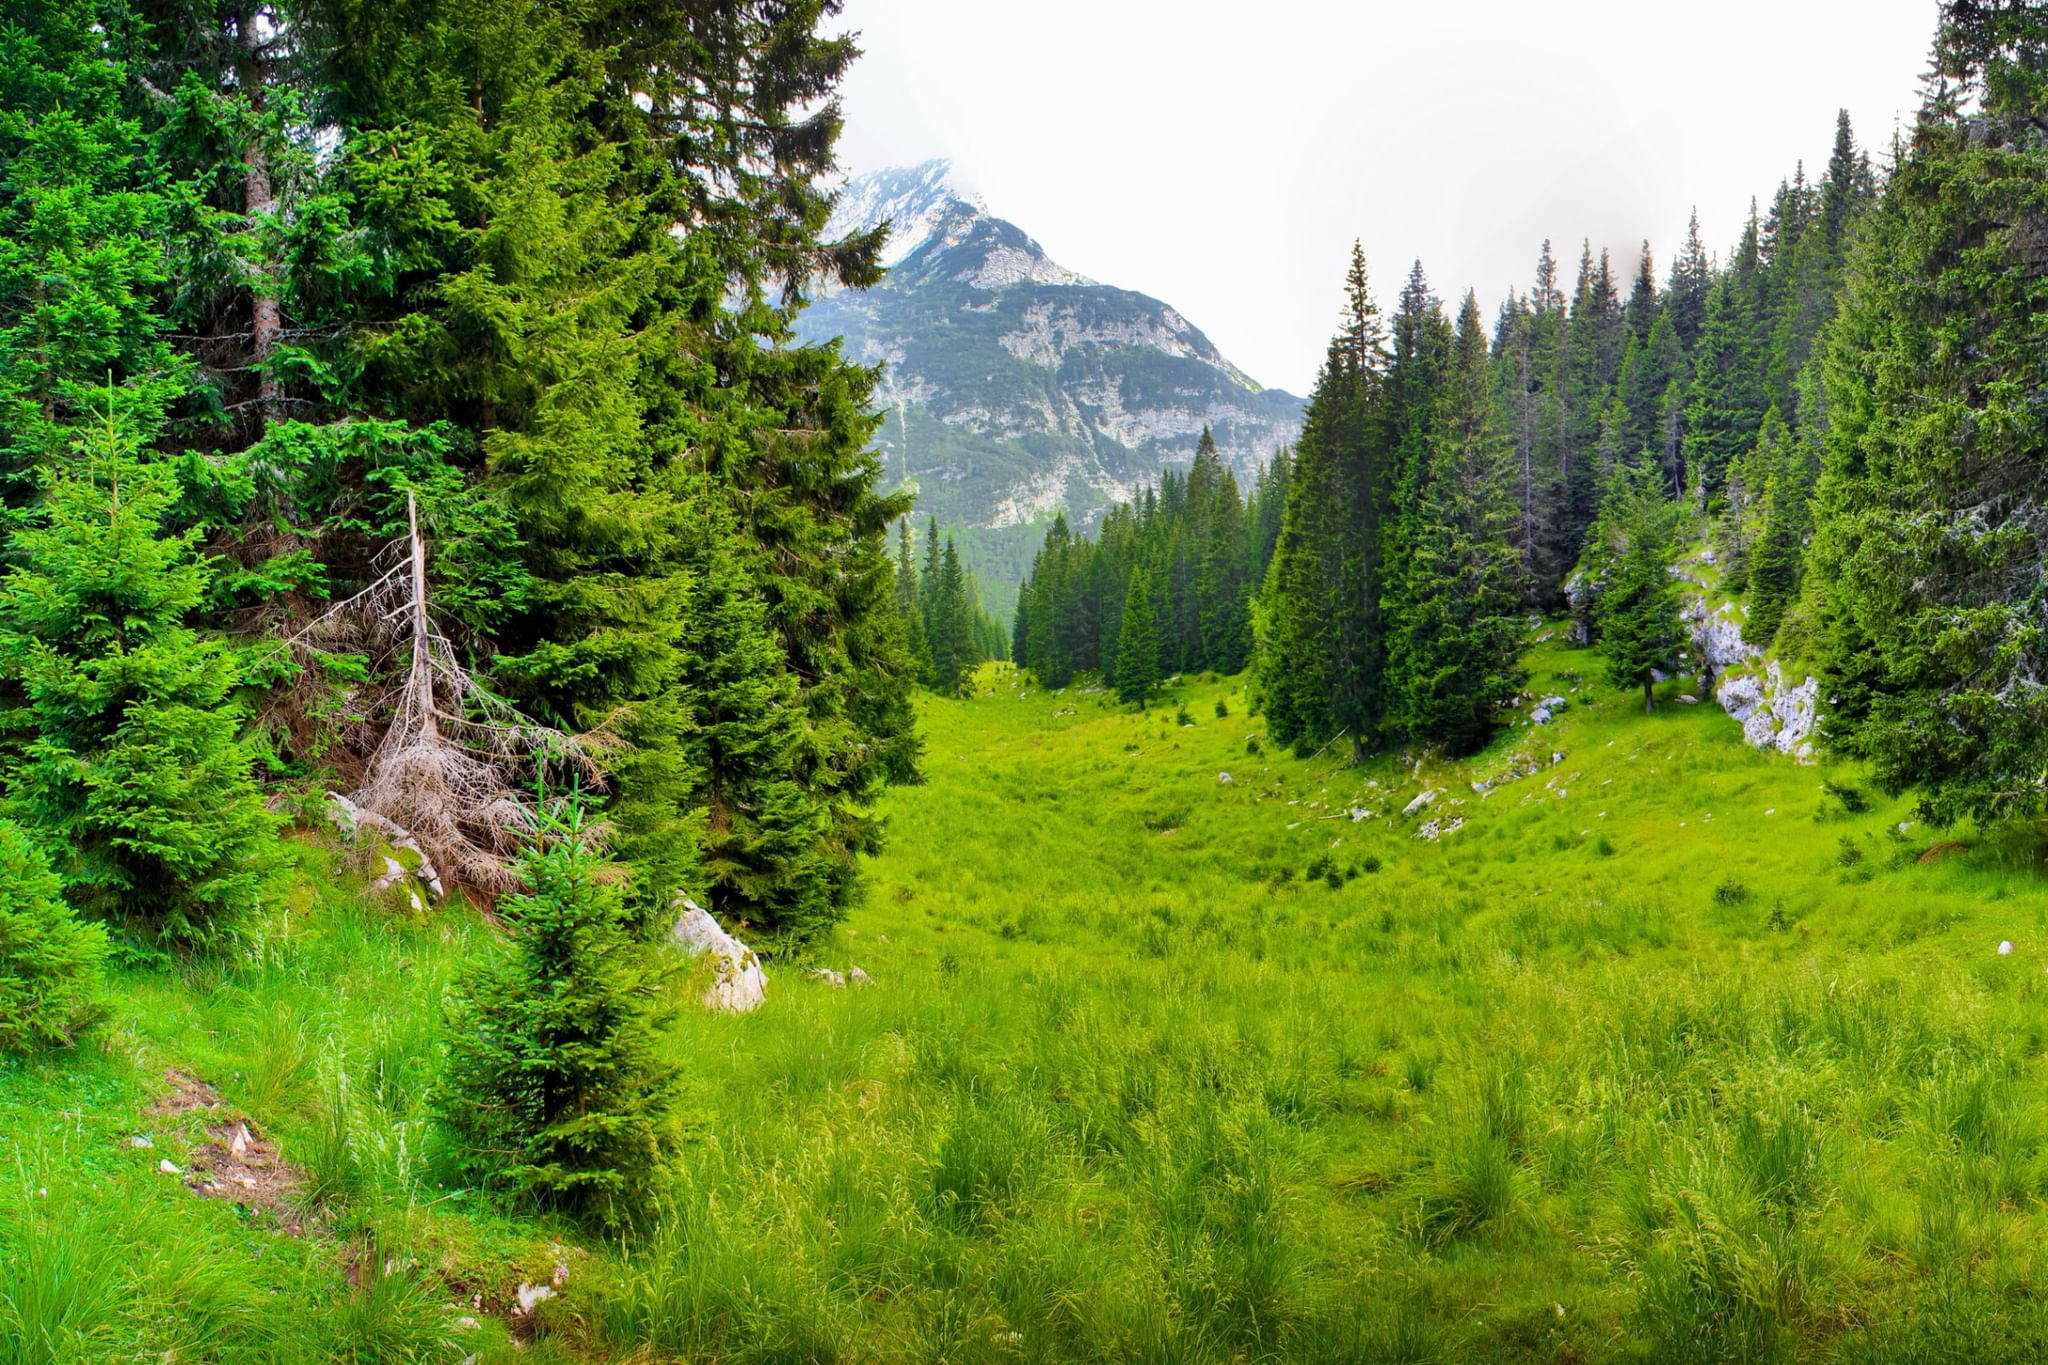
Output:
top-left (150, 1068), bottom-right (222, 1117)
top-left (1919, 841), bottom-right (1971, 863)
top-left (186, 1116), bottom-right (310, 1232)
top-left (147, 1068), bottom-right (311, 1233)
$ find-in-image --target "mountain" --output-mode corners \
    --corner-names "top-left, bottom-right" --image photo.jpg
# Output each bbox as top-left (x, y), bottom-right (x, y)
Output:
top-left (796, 161), bottom-right (1304, 615)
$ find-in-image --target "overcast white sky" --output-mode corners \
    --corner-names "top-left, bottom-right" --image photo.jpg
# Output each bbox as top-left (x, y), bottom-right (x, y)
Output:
top-left (831, 0), bottom-right (1936, 395)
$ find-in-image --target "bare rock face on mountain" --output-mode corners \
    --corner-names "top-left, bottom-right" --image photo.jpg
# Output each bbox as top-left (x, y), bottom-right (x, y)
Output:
top-left (797, 161), bottom-right (1303, 614)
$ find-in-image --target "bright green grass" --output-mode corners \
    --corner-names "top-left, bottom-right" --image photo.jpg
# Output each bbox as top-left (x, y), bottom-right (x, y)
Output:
top-left (9, 640), bottom-right (2048, 1361)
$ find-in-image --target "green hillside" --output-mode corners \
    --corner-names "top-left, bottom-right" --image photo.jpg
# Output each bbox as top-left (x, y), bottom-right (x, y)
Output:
top-left (11, 640), bottom-right (2048, 1360)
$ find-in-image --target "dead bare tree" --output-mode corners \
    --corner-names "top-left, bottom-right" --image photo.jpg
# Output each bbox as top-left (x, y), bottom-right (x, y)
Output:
top-left (291, 492), bottom-right (610, 896)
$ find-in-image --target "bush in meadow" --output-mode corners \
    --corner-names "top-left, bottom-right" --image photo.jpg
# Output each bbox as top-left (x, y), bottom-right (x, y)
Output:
top-left (436, 798), bottom-right (680, 1223)
top-left (0, 818), bottom-right (108, 1050)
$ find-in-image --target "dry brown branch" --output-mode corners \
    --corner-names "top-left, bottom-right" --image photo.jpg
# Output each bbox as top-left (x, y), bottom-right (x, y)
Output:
top-left (290, 493), bottom-right (610, 895)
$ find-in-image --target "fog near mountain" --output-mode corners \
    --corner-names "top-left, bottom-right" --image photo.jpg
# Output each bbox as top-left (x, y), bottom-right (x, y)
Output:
top-left (797, 161), bottom-right (1303, 614)
top-left (830, 0), bottom-right (1930, 396)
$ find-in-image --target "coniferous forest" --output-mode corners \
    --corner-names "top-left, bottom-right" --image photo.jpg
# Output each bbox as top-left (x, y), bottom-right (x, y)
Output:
top-left (2, 2), bottom-right (2048, 1361)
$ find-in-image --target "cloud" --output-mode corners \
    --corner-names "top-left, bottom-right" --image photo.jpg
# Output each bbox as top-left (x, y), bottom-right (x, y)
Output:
top-left (831, 0), bottom-right (1930, 393)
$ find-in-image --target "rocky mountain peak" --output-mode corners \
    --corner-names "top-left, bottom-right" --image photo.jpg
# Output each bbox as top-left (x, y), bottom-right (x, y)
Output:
top-left (802, 162), bottom-right (1304, 614)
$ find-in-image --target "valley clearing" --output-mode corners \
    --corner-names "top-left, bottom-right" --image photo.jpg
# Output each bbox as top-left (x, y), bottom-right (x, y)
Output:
top-left (6, 644), bottom-right (2048, 1361)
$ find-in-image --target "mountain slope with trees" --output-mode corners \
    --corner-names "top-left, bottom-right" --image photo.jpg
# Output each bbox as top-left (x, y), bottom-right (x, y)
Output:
top-left (795, 160), bottom-right (1304, 615)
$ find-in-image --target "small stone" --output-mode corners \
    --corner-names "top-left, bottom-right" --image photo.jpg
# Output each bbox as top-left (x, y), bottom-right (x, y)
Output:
top-left (128, 1135), bottom-right (155, 1149)
top-left (1217, 772), bottom-right (1233, 785)
top-left (514, 1283), bottom-right (556, 1315)
top-left (849, 967), bottom-right (873, 986)
top-left (809, 968), bottom-right (847, 988)
top-left (1999, 940), bottom-right (2015, 956)
top-left (158, 1159), bottom-right (180, 1176)
top-left (1401, 788), bottom-right (1440, 817)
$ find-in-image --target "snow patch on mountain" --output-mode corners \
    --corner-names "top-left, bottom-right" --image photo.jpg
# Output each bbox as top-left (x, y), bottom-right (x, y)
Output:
top-left (826, 159), bottom-right (985, 267)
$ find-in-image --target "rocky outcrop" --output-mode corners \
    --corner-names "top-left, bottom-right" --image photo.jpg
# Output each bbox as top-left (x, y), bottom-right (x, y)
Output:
top-left (1563, 571), bottom-right (1596, 644)
top-left (1715, 663), bottom-right (1819, 759)
top-left (1683, 597), bottom-right (1762, 678)
top-left (322, 792), bottom-right (445, 903)
top-left (1680, 581), bottom-right (1818, 762)
top-left (670, 896), bottom-right (767, 1013)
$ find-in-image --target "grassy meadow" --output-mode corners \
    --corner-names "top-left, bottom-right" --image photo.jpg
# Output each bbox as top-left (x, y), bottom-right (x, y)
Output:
top-left (10, 639), bottom-right (2048, 1361)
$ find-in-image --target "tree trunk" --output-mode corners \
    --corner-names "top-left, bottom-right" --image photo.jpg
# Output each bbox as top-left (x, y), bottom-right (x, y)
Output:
top-left (238, 5), bottom-right (279, 425)
top-left (407, 492), bottom-right (438, 745)
top-left (1643, 676), bottom-right (1654, 714)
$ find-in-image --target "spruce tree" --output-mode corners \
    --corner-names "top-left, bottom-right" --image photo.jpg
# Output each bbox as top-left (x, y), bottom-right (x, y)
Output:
top-left (1115, 569), bottom-right (1161, 705)
top-left (1667, 209), bottom-right (1713, 351)
top-left (677, 497), bottom-right (832, 945)
top-left (1515, 240), bottom-right (1575, 600)
top-left (1682, 274), bottom-right (1767, 499)
top-left (930, 537), bottom-right (973, 693)
top-left (1362, 261), bottom-right (1448, 750)
top-left (0, 0), bottom-right (182, 508)
top-left (1743, 406), bottom-right (1810, 646)
top-left (0, 397), bottom-right (275, 943)
top-left (1619, 312), bottom-right (1688, 490)
top-left (1805, 2), bottom-right (2048, 825)
top-left (895, 520), bottom-right (932, 684)
top-left (1590, 462), bottom-right (1685, 713)
top-left (437, 797), bottom-right (679, 1224)
top-left (0, 817), bottom-right (108, 1051)
top-left (1386, 294), bottom-right (1526, 754)
top-left (314, 0), bottom-right (921, 926)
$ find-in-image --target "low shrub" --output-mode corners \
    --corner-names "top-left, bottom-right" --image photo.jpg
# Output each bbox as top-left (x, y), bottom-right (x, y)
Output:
top-left (0, 820), bottom-right (108, 1052)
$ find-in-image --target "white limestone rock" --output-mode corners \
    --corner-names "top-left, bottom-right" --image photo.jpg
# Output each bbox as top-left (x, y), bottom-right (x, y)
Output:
top-left (1402, 788), bottom-right (1440, 817)
top-left (1680, 589), bottom-right (1820, 762)
top-left (1684, 597), bottom-right (1763, 680)
top-left (669, 896), bottom-right (767, 1013)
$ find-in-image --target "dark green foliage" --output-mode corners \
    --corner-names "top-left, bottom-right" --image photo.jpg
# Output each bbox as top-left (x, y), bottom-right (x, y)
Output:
top-left (1385, 294), bottom-right (1526, 754)
top-left (1255, 248), bottom-right (1405, 759)
top-left (273, 0), bottom-right (922, 927)
top-left (0, 817), bottom-right (107, 1050)
top-left (1806, 3), bottom-right (2048, 826)
top-left (894, 520), bottom-right (932, 685)
top-left (1019, 433), bottom-right (1280, 694)
top-left (1743, 406), bottom-right (1815, 646)
top-left (437, 798), bottom-right (679, 1224)
top-left (1682, 271), bottom-right (1767, 501)
top-left (0, 0), bottom-right (184, 502)
top-left (896, 519), bottom-right (1002, 695)
top-left (675, 498), bottom-right (830, 946)
top-left (1115, 569), bottom-right (1162, 704)
top-left (0, 399), bottom-right (275, 943)
top-left (1589, 461), bottom-right (1685, 712)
